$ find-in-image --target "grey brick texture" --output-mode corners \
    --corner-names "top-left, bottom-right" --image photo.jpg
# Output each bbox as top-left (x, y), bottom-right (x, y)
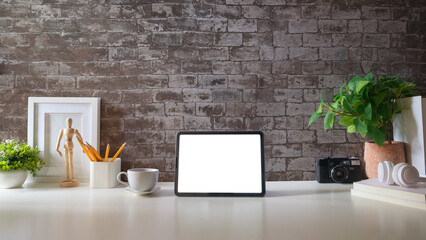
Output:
top-left (0, 0), bottom-right (425, 181)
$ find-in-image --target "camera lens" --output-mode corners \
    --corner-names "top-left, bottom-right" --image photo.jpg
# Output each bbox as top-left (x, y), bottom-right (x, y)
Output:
top-left (331, 166), bottom-right (349, 183)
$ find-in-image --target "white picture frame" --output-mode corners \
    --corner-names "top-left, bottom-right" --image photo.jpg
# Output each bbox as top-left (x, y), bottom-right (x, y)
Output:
top-left (27, 97), bottom-right (100, 183)
top-left (393, 96), bottom-right (426, 177)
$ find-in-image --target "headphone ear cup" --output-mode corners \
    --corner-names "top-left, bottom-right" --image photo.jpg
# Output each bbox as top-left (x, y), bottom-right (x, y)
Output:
top-left (397, 165), bottom-right (420, 187)
top-left (378, 161), bottom-right (394, 185)
top-left (392, 163), bottom-right (408, 186)
top-left (384, 161), bottom-right (395, 184)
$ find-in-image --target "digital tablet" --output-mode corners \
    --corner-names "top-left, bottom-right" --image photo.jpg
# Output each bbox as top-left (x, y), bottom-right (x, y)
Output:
top-left (175, 131), bottom-right (265, 197)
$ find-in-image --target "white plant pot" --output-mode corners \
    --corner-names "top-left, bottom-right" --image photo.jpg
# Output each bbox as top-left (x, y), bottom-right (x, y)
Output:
top-left (0, 170), bottom-right (29, 188)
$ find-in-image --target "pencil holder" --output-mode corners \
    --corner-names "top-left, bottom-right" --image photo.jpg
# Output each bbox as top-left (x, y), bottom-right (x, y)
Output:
top-left (90, 158), bottom-right (121, 188)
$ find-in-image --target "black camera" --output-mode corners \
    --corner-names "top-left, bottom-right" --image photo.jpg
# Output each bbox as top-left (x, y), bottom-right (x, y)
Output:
top-left (316, 157), bottom-right (362, 183)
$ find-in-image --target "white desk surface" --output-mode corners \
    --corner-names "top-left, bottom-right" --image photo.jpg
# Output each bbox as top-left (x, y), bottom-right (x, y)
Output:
top-left (1, 181), bottom-right (425, 240)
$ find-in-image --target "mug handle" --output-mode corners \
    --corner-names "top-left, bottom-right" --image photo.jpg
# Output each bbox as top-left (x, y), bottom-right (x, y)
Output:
top-left (116, 172), bottom-right (129, 187)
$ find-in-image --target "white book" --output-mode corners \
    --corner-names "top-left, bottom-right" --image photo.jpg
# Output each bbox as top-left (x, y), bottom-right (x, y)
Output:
top-left (353, 178), bottom-right (426, 202)
top-left (393, 96), bottom-right (426, 177)
top-left (351, 189), bottom-right (426, 210)
top-left (352, 179), bottom-right (426, 210)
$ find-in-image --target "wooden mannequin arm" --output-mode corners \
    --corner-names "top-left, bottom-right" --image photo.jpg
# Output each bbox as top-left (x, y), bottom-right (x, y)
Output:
top-left (75, 130), bottom-right (83, 143)
top-left (56, 129), bottom-right (63, 157)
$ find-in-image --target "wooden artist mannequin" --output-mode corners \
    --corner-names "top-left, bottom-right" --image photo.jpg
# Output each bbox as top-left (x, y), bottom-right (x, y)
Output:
top-left (56, 118), bottom-right (83, 188)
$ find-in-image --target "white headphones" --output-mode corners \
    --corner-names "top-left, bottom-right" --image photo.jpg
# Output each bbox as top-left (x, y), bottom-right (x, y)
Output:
top-left (377, 161), bottom-right (426, 187)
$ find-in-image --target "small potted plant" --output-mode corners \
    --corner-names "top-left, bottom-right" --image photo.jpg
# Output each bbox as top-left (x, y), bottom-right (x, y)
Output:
top-left (308, 73), bottom-right (417, 178)
top-left (0, 139), bottom-right (45, 188)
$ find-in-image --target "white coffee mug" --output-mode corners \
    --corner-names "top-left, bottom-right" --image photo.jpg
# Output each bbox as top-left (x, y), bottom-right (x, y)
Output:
top-left (117, 168), bottom-right (159, 192)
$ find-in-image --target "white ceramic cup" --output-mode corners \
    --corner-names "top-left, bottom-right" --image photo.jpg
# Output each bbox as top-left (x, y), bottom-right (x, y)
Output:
top-left (116, 168), bottom-right (159, 192)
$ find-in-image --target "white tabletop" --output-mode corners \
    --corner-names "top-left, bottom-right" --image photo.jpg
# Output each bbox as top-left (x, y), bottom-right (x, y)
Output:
top-left (0, 181), bottom-right (425, 240)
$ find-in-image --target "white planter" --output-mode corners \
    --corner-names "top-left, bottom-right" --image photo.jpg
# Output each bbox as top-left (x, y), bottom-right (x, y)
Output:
top-left (0, 170), bottom-right (29, 188)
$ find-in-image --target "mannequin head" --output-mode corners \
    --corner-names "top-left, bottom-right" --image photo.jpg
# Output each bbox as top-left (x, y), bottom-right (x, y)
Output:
top-left (66, 118), bottom-right (72, 128)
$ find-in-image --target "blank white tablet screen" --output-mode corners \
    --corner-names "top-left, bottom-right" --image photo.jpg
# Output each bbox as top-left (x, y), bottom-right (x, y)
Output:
top-left (177, 134), bottom-right (262, 193)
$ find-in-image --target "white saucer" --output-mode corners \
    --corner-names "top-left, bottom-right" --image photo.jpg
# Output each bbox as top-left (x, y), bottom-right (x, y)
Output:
top-left (125, 186), bottom-right (161, 195)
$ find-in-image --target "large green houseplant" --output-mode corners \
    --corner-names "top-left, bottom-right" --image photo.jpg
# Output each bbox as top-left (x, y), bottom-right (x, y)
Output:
top-left (308, 73), bottom-right (417, 178)
top-left (0, 139), bottom-right (44, 188)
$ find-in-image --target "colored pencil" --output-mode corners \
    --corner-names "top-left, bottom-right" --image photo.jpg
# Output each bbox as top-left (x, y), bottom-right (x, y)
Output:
top-left (77, 139), bottom-right (95, 162)
top-left (86, 142), bottom-right (103, 161)
top-left (104, 144), bottom-right (110, 162)
top-left (111, 142), bottom-right (126, 162)
top-left (83, 145), bottom-right (96, 162)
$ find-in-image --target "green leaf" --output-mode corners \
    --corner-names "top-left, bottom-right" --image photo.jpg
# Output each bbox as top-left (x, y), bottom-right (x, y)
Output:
top-left (347, 125), bottom-right (356, 133)
top-left (324, 112), bottom-right (335, 130)
top-left (342, 97), bottom-right (356, 114)
top-left (348, 75), bottom-right (362, 91)
top-left (318, 91), bottom-right (324, 113)
top-left (367, 126), bottom-right (386, 146)
top-left (363, 102), bottom-right (372, 120)
top-left (402, 89), bottom-right (418, 97)
top-left (308, 110), bottom-right (323, 127)
top-left (379, 102), bottom-right (392, 122)
top-left (364, 72), bottom-right (373, 81)
top-left (401, 82), bottom-right (416, 90)
top-left (356, 80), bottom-right (370, 93)
top-left (361, 85), bottom-right (370, 99)
top-left (339, 83), bottom-right (346, 98)
top-left (330, 101), bottom-right (340, 111)
top-left (345, 93), bottom-right (354, 104)
top-left (354, 117), bottom-right (368, 134)
top-left (339, 116), bottom-right (354, 127)
top-left (372, 91), bottom-right (387, 105)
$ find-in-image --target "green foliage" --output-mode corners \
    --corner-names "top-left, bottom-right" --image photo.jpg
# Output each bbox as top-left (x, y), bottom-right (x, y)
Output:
top-left (0, 139), bottom-right (45, 176)
top-left (308, 73), bottom-right (418, 146)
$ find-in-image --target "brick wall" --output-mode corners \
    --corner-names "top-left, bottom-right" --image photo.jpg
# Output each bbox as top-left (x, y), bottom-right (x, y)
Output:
top-left (0, 0), bottom-right (425, 181)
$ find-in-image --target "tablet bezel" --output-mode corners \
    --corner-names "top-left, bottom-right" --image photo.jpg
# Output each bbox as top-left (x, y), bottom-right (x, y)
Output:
top-left (174, 131), bottom-right (265, 197)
